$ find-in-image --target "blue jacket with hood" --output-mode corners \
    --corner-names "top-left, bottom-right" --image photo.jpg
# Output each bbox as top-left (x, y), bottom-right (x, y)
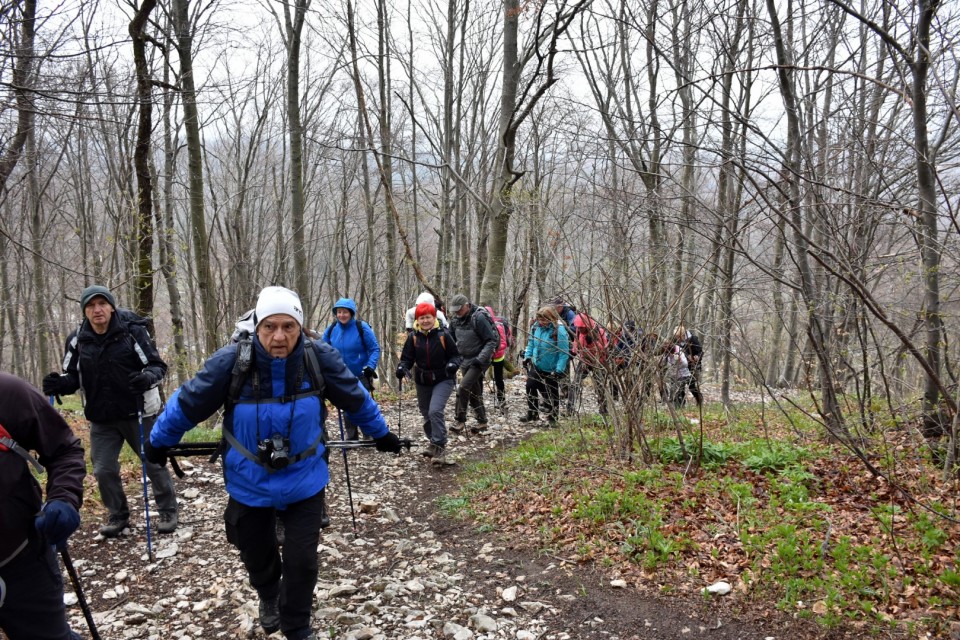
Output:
top-left (150, 333), bottom-right (389, 509)
top-left (523, 322), bottom-right (571, 375)
top-left (321, 298), bottom-right (380, 378)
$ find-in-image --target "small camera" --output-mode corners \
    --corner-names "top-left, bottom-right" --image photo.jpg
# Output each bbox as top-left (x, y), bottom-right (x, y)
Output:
top-left (258, 434), bottom-right (291, 470)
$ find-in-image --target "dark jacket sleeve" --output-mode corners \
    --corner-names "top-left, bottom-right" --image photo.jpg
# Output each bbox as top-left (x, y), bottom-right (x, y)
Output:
top-left (129, 323), bottom-right (168, 384)
top-left (15, 376), bottom-right (85, 509)
top-left (59, 330), bottom-right (81, 394)
top-left (399, 334), bottom-right (415, 371)
top-left (473, 313), bottom-right (498, 367)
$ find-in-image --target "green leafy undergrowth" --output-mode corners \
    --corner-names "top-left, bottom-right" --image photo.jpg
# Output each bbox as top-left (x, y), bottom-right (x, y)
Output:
top-left (450, 419), bottom-right (960, 637)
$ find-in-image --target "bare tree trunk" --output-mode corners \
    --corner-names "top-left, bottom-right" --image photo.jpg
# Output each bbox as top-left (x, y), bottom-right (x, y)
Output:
top-left (766, 0), bottom-right (844, 433)
top-left (172, 0), bottom-right (217, 351)
top-left (129, 0), bottom-right (157, 320)
top-left (0, 0), bottom-right (36, 192)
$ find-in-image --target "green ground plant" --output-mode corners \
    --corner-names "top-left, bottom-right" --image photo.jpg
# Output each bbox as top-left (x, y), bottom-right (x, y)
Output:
top-left (447, 402), bottom-right (959, 637)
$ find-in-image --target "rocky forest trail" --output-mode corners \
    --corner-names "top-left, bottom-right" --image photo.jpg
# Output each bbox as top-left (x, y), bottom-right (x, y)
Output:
top-left (61, 380), bottom-right (833, 640)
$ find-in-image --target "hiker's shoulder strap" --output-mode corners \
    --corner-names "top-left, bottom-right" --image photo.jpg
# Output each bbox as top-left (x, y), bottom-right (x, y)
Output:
top-left (0, 425), bottom-right (44, 473)
top-left (227, 331), bottom-right (254, 407)
top-left (302, 338), bottom-right (327, 398)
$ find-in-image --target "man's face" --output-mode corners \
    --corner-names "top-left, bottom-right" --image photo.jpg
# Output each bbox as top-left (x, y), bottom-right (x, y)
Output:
top-left (455, 303), bottom-right (470, 318)
top-left (257, 314), bottom-right (301, 358)
top-left (84, 297), bottom-right (113, 334)
top-left (335, 308), bottom-right (353, 324)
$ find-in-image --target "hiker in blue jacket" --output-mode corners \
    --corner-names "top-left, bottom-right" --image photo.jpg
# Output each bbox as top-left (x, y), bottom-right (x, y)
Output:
top-left (146, 286), bottom-right (403, 640)
top-left (321, 297), bottom-right (381, 439)
top-left (520, 306), bottom-right (571, 425)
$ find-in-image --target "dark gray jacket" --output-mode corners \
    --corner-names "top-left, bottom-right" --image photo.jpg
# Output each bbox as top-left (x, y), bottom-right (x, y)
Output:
top-left (449, 305), bottom-right (498, 369)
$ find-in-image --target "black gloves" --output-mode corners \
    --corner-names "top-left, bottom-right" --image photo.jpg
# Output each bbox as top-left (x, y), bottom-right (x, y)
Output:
top-left (445, 361), bottom-right (459, 377)
top-left (42, 372), bottom-right (68, 396)
top-left (374, 432), bottom-right (403, 454)
top-left (144, 438), bottom-right (169, 466)
top-left (128, 371), bottom-right (154, 394)
top-left (522, 358), bottom-right (531, 369)
top-left (35, 500), bottom-right (80, 549)
top-left (395, 365), bottom-right (407, 380)
top-left (362, 366), bottom-right (378, 380)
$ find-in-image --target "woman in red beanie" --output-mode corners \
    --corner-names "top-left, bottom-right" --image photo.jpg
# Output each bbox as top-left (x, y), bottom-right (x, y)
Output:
top-left (396, 303), bottom-right (462, 464)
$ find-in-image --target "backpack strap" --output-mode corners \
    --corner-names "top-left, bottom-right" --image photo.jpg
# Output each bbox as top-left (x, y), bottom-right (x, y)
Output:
top-left (0, 425), bottom-right (44, 473)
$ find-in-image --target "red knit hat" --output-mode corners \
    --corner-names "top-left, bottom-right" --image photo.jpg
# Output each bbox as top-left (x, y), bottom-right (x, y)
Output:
top-left (415, 302), bottom-right (436, 319)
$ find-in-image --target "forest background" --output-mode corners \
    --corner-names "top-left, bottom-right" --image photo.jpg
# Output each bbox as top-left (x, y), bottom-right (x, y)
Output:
top-left (1, 0), bottom-right (959, 451)
top-left (2, 0), bottom-right (960, 634)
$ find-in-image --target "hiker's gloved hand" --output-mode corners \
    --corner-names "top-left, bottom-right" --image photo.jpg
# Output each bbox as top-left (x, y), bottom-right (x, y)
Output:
top-left (395, 365), bottom-right (407, 380)
top-left (374, 432), bottom-right (403, 454)
top-left (362, 366), bottom-right (377, 380)
top-left (522, 358), bottom-right (531, 370)
top-left (35, 500), bottom-right (80, 550)
top-left (144, 438), bottom-right (169, 466)
top-left (445, 362), bottom-right (459, 377)
top-left (128, 371), bottom-right (154, 394)
top-left (42, 372), bottom-right (69, 396)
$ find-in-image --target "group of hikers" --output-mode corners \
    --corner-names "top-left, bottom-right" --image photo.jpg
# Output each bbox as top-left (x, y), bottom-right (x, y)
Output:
top-left (1, 283), bottom-right (704, 640)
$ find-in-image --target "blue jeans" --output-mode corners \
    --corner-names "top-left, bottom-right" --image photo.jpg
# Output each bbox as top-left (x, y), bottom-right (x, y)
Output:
top-left (416, 379), bottom-right (454, 447)
top-left (90, 416), bottom-right (178, 520)
top-left (0, 538), bottom-right (79, 640)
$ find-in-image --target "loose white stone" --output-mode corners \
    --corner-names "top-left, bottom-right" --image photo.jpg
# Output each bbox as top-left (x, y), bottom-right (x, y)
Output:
top-left (610, 579), bottom-right (627, 588)
top-left (501, 586), bottom-right (518, 602)
top-left (702, 581), bottom-right (732, 596)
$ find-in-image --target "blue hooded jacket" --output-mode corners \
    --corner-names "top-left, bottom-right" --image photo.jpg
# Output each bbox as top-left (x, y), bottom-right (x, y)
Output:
top-left (322, 298), bottom-right (380, 378)
top-left (151, 333), bottom-right (388, 509)
top-left (523, 322), bottom-right (571, 375)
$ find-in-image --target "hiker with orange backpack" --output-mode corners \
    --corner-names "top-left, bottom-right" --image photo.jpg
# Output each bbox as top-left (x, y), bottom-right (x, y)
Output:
top-left (397, 302), bottom-right (462, 464)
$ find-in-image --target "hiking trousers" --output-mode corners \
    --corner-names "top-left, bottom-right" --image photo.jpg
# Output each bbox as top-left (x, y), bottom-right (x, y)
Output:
top-left (0, 538), bottom-right (79, 640)
top-left (90, 416), bottom-right (178, 521)
top-left (224, 490), bottom-right (326, 639)
top-left (416, 378), bottom-right (454, 447)
top-left (454, 364), bottom-right (487, 422)
top-left (526, 369), bottom-right (560, 420)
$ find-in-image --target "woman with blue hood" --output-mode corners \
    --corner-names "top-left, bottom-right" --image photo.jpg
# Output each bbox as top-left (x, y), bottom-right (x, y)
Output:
top-left (321, 298), bottom-right (381, 439)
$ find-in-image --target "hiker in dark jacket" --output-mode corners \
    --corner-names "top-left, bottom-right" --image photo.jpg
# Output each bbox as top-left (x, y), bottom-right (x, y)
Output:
top-left (148, 286), bottom-right (403, 640)
top-left (0, 371), bottom-right (85, 640)
top-left (397, 301), bottom-right (462, 464)
top-left (321, 297), bottom-right (381, 439)
top-left (448, 294), bottom-right (498, 434)
top-left (42, 284), bottom-right (178, 538)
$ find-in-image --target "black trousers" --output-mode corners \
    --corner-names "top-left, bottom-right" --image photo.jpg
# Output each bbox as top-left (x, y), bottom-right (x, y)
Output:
top-left (0, 538), bottom-right (78, 640)
top-left (525, 369), bottom-right (560, 420)
top-left (454, 364), bottom-right (487, 422)
top-left (224, 490), bottom-right (326, 638)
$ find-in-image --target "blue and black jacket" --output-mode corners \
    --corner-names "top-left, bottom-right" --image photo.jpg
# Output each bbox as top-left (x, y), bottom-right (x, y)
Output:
top-left (151, 333), bottom-right (388, 509)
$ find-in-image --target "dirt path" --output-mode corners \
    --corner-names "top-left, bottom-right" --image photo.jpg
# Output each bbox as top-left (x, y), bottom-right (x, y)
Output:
top-left (63, 382), bottom-right (831, 640)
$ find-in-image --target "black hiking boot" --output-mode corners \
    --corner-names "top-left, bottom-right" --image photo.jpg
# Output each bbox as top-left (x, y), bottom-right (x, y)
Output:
top-left (258, 592), bottom-right (280, 634)
top-left (518, 411), bottom-right (539, 423)
top-left (99, 514), bottom-right (129, 538)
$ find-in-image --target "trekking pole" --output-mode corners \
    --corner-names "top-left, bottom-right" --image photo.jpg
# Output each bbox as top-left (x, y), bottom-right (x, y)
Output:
top-left (397, 378), bottom-right (403, 439)
top-left (60, 545), bottom-right (103, 640)
top-left (336, 409), bottom-right (358, 531)
top-left (136, 399), bottom-right (154, 562)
